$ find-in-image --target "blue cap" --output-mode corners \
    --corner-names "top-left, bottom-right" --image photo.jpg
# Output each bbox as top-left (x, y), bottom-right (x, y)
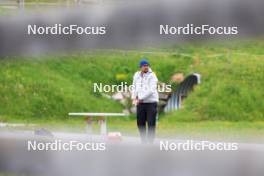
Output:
top-left (139, 59), bottom-right (149, 67)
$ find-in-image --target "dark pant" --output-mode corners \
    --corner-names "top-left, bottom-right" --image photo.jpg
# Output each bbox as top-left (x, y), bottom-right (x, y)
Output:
top-left (136, 102), bottom-right (157, 143)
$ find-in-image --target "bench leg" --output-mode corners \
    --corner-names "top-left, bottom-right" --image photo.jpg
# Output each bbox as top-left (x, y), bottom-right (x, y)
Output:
top-left (98, 118), bottom-right (107, 135)
top-left (85, 117), bottom-right (93, 134)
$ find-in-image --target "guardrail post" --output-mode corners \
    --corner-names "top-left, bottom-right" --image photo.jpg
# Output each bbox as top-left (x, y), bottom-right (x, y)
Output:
top-left (18, 0), bottom-right (24, 9)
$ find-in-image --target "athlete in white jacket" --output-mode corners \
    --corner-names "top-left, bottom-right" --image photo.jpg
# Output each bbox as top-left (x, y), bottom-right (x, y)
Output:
top-left (131, 67), bottom-right (159, 103)
top-left (131, 59), bottom-right (159, 143)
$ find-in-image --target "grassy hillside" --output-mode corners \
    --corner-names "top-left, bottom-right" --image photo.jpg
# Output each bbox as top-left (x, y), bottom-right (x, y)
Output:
top-left (165, 40), bottom-right (264, 121)
top-left (0, 51), bottom-right (185, 122)
top-left (0, 39), bottom-right (264, 123)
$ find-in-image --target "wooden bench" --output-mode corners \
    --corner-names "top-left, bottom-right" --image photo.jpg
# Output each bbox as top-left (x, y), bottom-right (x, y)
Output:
top-left (68, 112), bottom-right (127, 135)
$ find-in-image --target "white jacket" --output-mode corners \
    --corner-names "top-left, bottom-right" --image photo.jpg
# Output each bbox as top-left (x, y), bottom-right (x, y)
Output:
top-left (131, 68), bottom-right (159, 103)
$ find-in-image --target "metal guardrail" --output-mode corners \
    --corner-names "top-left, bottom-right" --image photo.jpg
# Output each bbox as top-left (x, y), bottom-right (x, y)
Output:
top-left (0, 0), bottom-right (102, 7)
top-left (164, 73), bottom-right (201, 112)
top-left (0, 0), bottom-right (24, 8)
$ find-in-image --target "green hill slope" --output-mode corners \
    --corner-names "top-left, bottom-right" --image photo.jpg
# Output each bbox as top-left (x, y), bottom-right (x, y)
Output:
top-left (0, 40), bottom-right (264, 122)
top-left (0, 51), bottom-right (184, 121)
top-left (165, 40), bottom-right (264, 121)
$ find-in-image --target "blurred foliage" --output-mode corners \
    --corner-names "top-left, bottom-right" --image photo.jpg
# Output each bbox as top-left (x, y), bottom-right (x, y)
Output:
top-left (115, 73), bottom-right (128, 83)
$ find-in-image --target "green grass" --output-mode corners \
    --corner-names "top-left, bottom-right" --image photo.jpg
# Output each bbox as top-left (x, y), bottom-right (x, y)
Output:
top-left (0, 50), bottom-right (192, 121)
top-left (0, 39), bottom-right (264, 140)
top-left (0, 54), bottom-right (126, 121)
top-left (0, 7), bottom-right (16, 16)
top-left (24, 0), bottom-right (75, 2)
top-left (163, 40), bottom-right (264, 121)
top-left (0, 0), bottom-right (79, 15)
top-left (109, 120), bottom-right (264, 142)
top-left (4, 118), bottom-right (263, 142)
